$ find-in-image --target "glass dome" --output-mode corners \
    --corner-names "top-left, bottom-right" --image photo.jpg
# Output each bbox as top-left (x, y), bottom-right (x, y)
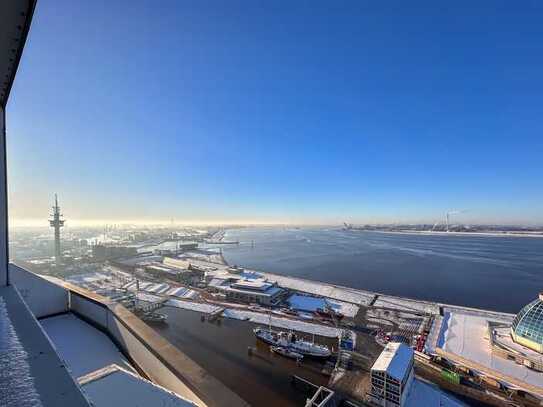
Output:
top-left (511, 294), bottom-right (543, 353)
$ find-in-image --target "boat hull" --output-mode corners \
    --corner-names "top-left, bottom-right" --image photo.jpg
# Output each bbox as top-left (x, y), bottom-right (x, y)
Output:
top-left (271, 346), bottom-right (303, 360)
top-left (253, 328), bottom-right (331, 359)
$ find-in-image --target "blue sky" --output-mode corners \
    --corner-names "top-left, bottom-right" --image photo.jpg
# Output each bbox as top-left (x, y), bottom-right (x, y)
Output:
top-left (6, 1), bottom-right (543, 225)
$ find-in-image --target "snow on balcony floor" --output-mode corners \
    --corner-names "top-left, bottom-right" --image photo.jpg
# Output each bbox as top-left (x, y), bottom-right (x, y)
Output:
top-left (40, 313), bottom-right (136, 379)
top-left (0, 296), bottom-right (43, 407)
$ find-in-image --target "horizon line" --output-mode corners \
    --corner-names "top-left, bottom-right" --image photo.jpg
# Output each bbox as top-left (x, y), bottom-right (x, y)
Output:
top-left (8, 218), bottom-right (543, 228)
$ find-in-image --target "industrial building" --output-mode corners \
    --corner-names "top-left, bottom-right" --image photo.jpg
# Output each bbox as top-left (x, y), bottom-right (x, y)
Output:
top-left (207, 273), bottom-right (285, 306)
top-left (369, 343), bottom-right (465, 407)
top-left (145, 258), bottom-right (205, 285)
top-left (224, 279), bottom-right (284, 306)
top-left (92, 244), bottom-right (138, 261)
top-left (369, 342), bottom-right (414, 407)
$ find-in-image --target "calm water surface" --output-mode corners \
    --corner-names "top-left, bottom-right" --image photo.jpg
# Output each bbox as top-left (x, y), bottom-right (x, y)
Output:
top-left (152, 307), bottom-right (332, 407)
top-left (221, 227), bottom-right (543, 313)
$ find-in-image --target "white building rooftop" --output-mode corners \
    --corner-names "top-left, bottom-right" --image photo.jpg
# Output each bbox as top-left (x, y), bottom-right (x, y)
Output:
top-left (435, 311), bottom-right (543, 395)
top-left (231, 280), bottom-right (272, 291)
top-left (371, 342), bottom-right (413, 381)
top-left (79, 364), bottom-right (197, 407)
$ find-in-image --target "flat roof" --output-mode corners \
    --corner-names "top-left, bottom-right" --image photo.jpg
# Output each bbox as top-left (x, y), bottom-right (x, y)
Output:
top-left (436, 311), bottom-right (543, 394)
top-left (40, 313), bottom-right (136, 378)
top-left (224, 284), bottom-right (283, 297)
top-left (405, 378), bottom-right (466, 406)
top-left (371, 342), bottom-right (413, 381)
top-left (231, 280), bottom-right (272, 291)
top-left (288, 294), bottom-right (328, 312)
top-left (79, 364), bottom-right (197, 407)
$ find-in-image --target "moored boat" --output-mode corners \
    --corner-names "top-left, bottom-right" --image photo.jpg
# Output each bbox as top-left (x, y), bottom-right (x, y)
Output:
top-left (140, 311), bottom-right (168, 324)
top-left (253, 327), bottom-right (331, 359)
top-left (270, 346), bottom-right (303, 360)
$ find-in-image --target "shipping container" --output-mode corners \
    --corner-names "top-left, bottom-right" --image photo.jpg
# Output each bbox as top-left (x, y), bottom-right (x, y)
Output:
top-left (441, 369), bottom-right (460, 385)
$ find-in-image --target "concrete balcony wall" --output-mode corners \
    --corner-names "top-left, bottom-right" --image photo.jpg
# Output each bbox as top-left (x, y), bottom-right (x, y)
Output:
top-left (9, 264), bottom-right (69, 318)
top-left (105, 307), bottom-right (207, 407)
top-left (67, 287), bottom-right (218, 406)
top-left (70, 291), bottom-right (110, 329)
top-left (68, 287), bottom-right (245, 407)
top-left (9, 266), bottom-right (248, 407)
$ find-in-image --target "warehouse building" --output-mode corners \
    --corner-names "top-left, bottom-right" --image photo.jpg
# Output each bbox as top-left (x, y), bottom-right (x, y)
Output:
top-left (369, 342), bottom-right (414, 407)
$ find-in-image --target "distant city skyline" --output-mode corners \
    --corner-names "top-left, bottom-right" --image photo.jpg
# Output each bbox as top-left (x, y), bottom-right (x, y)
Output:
top-left (6, 1), bottom-right (543, 226)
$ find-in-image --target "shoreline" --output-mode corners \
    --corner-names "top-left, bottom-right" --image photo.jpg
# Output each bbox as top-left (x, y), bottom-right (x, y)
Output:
top-left (348, 229), bottom-right (543, 238)
top-left (218, 232), bottom-right (513, 319)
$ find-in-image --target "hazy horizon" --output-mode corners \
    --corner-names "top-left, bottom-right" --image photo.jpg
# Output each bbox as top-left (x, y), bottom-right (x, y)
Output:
top-left (7, 1), bottom-right (543, 226)
top-left (9, 216), bottom-right (543, 229)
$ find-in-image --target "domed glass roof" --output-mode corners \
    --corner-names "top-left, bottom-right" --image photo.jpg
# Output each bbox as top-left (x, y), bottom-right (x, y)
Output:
top-left (511, 295), bottom-right (543, 350)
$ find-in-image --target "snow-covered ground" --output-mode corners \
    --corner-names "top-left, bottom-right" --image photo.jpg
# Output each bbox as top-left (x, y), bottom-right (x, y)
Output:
top-left (166, 299), bottom-right (349, 339)
top-left (260, 272), bottom-right (375, 306)
top-left (328, 299), bottom-right (359, 318)
top-left (166, 299), bottom-right (222, 314)
top-left (373, 296), bottom-right (439, 314)
top-left (286, 294), bottom-right (360, 318)
top-left (223, 308), bottom-right (344, 338)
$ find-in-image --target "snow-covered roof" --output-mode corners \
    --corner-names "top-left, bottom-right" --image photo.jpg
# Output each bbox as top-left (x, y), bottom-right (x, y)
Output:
top-left (80, 364), bottom-right (198, 407)
top-left (224, 284), bottom-right (283, 297)
top-left (231, 280), bottom-right (272, 291)
top-left (287, 294), bottom-right (328, 312)
top-left (209, 277), bottom-right (230, 288)
top-left (167, 286), bottom-right (198, 299)
top-left (371, 342), bottom-right (413, 381)
top-left (437, 311), bottom-right (543, 392)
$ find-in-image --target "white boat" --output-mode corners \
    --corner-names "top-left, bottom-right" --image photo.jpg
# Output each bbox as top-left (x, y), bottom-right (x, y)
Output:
top-left (253, 328), bottom-right (331, 359)
top-left (288, 336), bottom-right (331, 358)
top-left (270, 346), bottom-right (303, 360)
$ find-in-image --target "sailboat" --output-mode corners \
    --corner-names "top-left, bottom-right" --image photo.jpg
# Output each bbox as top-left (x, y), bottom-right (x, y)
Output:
top-left (253, 310), bottom-right (331, 358)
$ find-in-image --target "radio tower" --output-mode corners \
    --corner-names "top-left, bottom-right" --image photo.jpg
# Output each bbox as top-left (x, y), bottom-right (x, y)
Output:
top-left (49, 194), bottom-right (65, 265)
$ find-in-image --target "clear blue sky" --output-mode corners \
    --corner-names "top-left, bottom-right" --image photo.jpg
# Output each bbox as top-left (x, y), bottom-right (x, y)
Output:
top-left (6, 1), bottom-right (543, 225)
